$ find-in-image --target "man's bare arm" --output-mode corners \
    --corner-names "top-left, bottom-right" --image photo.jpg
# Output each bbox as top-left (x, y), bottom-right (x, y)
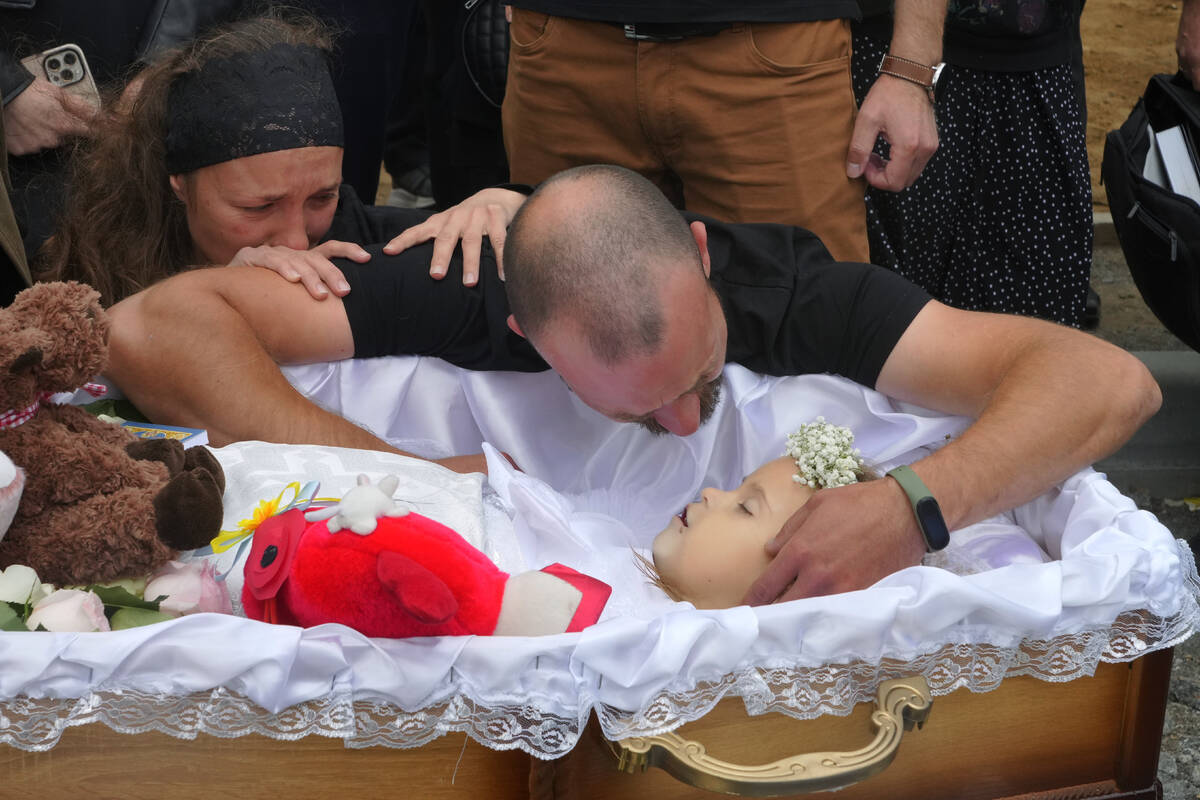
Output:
top-left (847, 0), bottom-right (945, 190)
top-left (746, 303), bottom-right (1161, 603)
top-left (105, 266), bottom-right (489, 473)
top-left (875, 304), bottom-right (1160, 527)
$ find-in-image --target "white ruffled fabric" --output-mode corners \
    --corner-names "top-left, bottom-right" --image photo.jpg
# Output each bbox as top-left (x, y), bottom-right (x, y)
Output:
top-left (1, 357), bottom-right (1197, 756)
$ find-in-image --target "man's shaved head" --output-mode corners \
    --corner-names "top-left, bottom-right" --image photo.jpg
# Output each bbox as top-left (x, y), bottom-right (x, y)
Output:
top-left (504, 164), bottom-right (705, 364)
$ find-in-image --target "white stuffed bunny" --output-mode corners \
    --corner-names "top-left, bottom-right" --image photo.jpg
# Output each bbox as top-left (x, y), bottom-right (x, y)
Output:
top-left (304, 474), bottom-right (410, 535)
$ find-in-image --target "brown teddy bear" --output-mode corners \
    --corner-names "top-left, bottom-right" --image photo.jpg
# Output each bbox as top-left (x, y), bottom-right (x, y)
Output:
top-left (0, 282), bottom-right (224, 586)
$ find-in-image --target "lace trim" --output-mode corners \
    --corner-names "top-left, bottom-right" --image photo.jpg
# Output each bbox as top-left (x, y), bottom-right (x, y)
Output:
top-left (5, 544), bottom-right (1198, 757)
top-left (3, 611), bottom-right (1191, 757)
top-left (0, 688), bottom-right (587, 757)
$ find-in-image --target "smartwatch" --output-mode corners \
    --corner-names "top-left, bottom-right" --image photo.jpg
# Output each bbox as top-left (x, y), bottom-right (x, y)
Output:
top-left (886, 465), bottom-right (950, 552)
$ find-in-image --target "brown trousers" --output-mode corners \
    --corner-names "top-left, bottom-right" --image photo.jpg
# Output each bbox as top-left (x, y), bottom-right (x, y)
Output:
top-left (502, 11), bottom-right (869, 263)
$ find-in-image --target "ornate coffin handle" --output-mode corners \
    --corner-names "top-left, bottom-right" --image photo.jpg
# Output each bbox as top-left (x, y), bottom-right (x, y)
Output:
top-left (614, 675), bottom-right (932, 797)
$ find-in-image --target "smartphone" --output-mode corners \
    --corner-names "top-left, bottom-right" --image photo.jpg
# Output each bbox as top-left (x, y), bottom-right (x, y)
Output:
top-left (19, 43), bottom-right (101, 111)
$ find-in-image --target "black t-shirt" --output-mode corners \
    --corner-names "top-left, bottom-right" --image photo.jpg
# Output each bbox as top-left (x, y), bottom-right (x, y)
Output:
top-left (856, 0), bottom-right (1082, 72)
top-left (334, 203), bottom-right (932, 389)
top-left (326, 185), bottom-right (543, 373)
top-left (509, 1), bottom-right (861, 25)
top-left (697, 213), bottom-right (929, 384)
top-left (322, 184), bottom-right (430, 244)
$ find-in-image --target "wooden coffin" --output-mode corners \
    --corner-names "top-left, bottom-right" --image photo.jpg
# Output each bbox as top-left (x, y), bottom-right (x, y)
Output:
top-left (1, 647), bottom-right (1171, 799)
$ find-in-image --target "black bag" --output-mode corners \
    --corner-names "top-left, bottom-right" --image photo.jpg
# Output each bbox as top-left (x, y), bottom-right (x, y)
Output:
top-left (1101, 72), bottom-right (1200, 352)
top-left (462, 0), bottom-right (509, 108)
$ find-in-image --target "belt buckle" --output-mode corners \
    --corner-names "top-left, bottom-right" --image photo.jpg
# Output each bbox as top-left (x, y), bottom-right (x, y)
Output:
top-left (622, 23), bottom-right (682, 42)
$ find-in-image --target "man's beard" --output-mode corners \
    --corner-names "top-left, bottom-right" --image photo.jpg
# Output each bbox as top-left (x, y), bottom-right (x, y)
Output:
top-left (640, 376), bottom-right (723, 436)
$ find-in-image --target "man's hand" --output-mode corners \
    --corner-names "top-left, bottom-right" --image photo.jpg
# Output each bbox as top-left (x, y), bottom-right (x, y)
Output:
top-left (382, 187), bottom-right (528, 285)
top-left (3, 75), bottom-right (96, 156)
top-left (228, 240), bottom-right (370, 300)
top-left (747, 303), bottom-right (1160, 608)
top-left (743, 478), bottom-right (925, 604)
top-left (846, 74), bottom-right (939, 192)
top-left (1179, 0), bottom-right (1200, 89)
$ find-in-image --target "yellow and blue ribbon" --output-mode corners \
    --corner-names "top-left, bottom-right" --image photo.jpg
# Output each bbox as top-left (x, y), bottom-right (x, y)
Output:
top-left (194, 480), bottom-right (336, 580)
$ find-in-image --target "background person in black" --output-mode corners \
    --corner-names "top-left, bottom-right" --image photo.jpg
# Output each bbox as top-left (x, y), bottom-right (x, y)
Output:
top-left (852, 0), bottom-right (1094, 328)
top-left (0, 0), bottom-right (243, 269)
top-left (105, 165), bottom-right (1161, 603)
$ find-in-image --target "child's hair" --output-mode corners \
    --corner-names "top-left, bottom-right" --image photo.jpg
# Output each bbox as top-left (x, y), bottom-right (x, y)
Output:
top-left (633, 549), bottom-right (684, 601)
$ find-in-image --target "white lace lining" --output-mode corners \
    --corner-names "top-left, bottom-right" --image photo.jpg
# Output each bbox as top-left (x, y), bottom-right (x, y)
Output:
top-left (4, 541), bottom-right (1196, 756)
top-left (3, 591), bottom-right (1195, 756)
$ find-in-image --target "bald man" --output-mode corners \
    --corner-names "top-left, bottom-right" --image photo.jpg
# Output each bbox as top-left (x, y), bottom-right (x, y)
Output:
top-left (107, 165), bottom-right (1160, 602)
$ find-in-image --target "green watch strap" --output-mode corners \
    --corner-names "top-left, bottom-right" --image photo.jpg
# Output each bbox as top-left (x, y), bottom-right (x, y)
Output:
top-left (886, 465), bottom-right (951, 552)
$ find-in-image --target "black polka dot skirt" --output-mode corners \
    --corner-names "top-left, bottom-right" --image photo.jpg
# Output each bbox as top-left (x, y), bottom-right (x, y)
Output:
top-left (851, 31), bottom-right (1093, 327)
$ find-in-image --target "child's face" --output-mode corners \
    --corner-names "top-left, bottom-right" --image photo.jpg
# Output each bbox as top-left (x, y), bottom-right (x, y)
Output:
top-left (652, 456), bottom-right (815, 609)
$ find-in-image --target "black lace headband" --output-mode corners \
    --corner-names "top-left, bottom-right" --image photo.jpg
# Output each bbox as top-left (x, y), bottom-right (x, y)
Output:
top-left (164, 43), bottom-right (344, 174)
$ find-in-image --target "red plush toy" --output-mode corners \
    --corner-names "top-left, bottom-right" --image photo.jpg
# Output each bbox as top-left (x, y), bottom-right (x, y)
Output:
top-left (242, 476), bottom-right (611, 638)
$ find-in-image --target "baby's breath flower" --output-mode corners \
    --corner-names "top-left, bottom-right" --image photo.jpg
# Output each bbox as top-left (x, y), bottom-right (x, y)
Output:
top-left (784, 418), bottom-right (865, 489)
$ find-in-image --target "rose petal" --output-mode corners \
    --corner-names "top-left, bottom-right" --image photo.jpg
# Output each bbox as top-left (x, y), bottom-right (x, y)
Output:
top-left (0, 564), bottom-right (40, 604)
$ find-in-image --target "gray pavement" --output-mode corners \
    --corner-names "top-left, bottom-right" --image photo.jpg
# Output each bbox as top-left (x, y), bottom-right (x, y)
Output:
top-left (1088, 218), bottom-right (1199, 798)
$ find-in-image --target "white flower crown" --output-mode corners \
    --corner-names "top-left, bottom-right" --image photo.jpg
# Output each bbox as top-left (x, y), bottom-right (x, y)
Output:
top-left (785, 417), bottom-right (866, 489)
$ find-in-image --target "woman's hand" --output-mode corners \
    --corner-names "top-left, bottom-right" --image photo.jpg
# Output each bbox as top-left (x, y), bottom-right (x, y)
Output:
top-left (228, 240), bottom-right (370, 299)
top-left (3, 75), bottom-right (96, 156)
top-left (382, 187), bottom-right (528, 286)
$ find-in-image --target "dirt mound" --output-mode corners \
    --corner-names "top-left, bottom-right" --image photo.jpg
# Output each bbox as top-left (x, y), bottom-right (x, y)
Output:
top-left (1084, 0), bottom-right (1183, 211)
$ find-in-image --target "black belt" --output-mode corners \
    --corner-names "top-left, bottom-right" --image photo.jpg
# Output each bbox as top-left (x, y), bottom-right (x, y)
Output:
top-left (616, 22), bottom-right (732, 42)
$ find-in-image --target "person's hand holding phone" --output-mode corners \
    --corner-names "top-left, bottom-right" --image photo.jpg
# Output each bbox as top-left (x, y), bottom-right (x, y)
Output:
top-left (3, 73), bottom-right (96, 156)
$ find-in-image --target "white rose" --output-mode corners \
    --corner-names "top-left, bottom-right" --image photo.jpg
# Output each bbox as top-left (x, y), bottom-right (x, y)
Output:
top-left (27, 589), bottom-right (111, 632)
top-left (144, 560), bottom-right (232, 616)
top-left (0, 564), bottom-right (51, 606)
